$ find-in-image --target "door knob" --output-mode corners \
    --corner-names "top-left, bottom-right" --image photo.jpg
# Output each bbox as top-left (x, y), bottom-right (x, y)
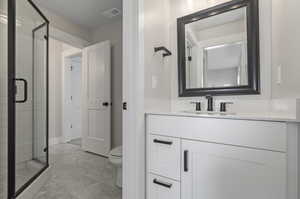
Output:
top-left (102, 102), bottom-right (109, 107)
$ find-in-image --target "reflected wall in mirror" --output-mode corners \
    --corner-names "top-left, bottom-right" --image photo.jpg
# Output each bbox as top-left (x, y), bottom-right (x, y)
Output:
top-left (178, 0), bottom-right (260, 96)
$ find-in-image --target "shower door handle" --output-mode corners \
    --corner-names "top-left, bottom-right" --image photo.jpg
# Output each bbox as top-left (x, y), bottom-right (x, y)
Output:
top-left (14, 78), bottom-right (28, 103)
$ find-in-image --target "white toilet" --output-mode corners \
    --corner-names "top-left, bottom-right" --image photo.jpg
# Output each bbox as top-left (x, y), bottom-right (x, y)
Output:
top-left (108, 146), bottom-right (122, 188)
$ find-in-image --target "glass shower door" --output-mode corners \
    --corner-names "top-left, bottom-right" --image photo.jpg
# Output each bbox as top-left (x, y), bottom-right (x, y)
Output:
top-left (7, 0), bottom-right (49, 198)
top-left (0, 0), bottom-right (8, 198)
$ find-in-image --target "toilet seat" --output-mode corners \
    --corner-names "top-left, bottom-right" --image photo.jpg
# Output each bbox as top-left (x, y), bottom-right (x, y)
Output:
top-left (109, 146), bottom-right (122, 166)
top-left (110, 146), bottom-right (122, 157)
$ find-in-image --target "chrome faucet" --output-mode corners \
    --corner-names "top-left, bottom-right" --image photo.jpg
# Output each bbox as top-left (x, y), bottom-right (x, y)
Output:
top-left (206, 95), bottom-right (213, 112)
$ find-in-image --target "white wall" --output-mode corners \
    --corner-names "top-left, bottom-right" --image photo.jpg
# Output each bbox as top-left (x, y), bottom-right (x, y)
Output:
top-left (49, 38), bottom-right (63, 140)
top-left (143, 0), bottom-right (300, 116)
top-left (92, 19), bottom-right (123, 148)
top-left (272, 0), bottom-right (300, 98)
top-left (143, 0), bottom-right (292, 114)
top-left (143, 0), bottom-right (172, 112)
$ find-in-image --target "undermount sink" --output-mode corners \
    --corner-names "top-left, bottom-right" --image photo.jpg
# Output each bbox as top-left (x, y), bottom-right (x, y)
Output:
top-left (182, 110), bottom-right (236, 116)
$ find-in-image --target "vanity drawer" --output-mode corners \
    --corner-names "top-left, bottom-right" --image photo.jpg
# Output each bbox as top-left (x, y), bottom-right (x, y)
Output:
top-left (147, 174), bottom-right (180, 199)
top-left (147, 115), bottom-right (287, 152)
top-left (148, 135), bottom-right (181, 180)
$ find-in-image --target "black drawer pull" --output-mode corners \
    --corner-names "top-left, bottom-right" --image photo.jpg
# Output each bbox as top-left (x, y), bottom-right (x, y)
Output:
top-left (153, 139), bottom-right (173, 145)
top-left (184, 150), bottom-right (188, 172)
top-left (153, 179), bottom-right (172, 188)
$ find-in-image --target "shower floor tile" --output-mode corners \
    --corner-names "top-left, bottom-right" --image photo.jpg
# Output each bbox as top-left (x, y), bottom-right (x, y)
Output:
top-left (16, 160), bottom-right (45, 190)
top-left (0, 160), bottom-right (45, 198)
top-left (33, 143), bottom-right (121, 199)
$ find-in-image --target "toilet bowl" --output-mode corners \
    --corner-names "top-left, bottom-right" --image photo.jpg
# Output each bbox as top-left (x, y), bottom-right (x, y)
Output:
top-left (108, 146), bottom-right (122, 188)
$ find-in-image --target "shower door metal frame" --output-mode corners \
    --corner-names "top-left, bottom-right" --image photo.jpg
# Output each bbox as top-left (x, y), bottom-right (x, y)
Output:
top-left (7, 0), bottom-right (49, 198)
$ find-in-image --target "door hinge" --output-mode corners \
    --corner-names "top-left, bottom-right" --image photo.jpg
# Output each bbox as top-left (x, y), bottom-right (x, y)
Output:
top-left (70, 96), bottom-right (73, 101)
top-left (123, 102), bottom-right (127, 110)
top-left (70, 66), bottom-right (73, 71)
top-left (70, 124), bottom-right (73, 129)
top-left (44, 35), bottom-right (48, 40)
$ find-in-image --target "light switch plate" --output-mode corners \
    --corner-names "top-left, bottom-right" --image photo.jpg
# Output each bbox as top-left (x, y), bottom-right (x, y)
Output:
top-left (277, 65), bottom-right (282, 85)
top-left (152, 76), bottom-right (158, 89)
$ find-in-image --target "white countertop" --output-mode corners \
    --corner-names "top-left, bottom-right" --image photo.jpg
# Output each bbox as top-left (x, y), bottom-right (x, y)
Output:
top-left (146, 111), bottom-right (300, 123)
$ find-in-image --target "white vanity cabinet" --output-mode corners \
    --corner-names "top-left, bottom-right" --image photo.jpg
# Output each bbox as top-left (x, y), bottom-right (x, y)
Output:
top-left (181, 140), bottom-right (286, 199)
top-left (146, 113), bottom-right (300, 199)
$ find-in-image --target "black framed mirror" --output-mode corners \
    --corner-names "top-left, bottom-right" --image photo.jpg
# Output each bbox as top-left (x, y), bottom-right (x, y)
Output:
top-left (177, 0), bottom-right (260, 97)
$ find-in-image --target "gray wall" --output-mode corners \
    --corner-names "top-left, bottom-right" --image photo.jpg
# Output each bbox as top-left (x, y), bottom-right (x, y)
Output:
top-left (92, 19), bottom-right (123, 148)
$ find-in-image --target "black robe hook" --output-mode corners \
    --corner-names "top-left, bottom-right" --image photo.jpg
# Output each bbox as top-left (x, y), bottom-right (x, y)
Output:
top-left (154, 46), bottom-right (172, 57)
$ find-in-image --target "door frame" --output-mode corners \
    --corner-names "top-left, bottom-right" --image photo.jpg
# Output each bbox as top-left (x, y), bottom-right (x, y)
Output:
top-left (62, 48), bottom-right (82, 143)
top-left (7, 0), bottom-right (49, 198)
top-left (122, 0), bottom-right (146, 199)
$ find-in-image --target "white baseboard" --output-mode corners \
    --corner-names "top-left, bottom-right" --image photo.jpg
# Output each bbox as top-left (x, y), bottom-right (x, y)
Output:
top-left (49, 137), bottom-right (63, 146)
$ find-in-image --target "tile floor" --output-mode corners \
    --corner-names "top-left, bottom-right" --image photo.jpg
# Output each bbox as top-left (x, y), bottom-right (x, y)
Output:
top-left (33, 142), bottom-right (122, 199)
top-left (68, 138), bottom-right (82, 146)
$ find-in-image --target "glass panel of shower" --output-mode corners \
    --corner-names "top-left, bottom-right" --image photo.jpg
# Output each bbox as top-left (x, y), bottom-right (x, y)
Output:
top-left (6, 0), bottom-right (49, 198)
top-left (0, 0), bottom-right (8, 198)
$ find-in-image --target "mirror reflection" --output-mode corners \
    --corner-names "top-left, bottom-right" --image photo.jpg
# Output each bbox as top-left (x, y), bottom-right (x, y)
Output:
top-left (185, 7), bottom-right (248, 89)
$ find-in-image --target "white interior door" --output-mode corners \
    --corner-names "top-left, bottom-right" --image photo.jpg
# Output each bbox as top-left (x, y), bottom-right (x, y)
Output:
top-left (82, 41), bottom-right (111, 156)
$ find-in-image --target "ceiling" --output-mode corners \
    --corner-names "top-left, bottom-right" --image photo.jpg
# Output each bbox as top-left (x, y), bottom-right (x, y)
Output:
top-left (188, 7), bottom-right (246, 32)
top-left (34, 0), bottom-right (122, 30)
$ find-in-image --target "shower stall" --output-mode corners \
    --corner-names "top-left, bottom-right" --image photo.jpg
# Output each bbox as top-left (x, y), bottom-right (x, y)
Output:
top-left (0, 0), bottom-right (49, 198)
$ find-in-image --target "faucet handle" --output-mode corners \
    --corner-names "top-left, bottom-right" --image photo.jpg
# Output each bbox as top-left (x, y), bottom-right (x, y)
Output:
top-left (205, 95), bottom-right (212, 99)
top-left (206, 95), bottom-right (214, 112)
top-left (190, 101), bottom-right (201, 111)
top-left (220, 102), bottom-right (233, 112)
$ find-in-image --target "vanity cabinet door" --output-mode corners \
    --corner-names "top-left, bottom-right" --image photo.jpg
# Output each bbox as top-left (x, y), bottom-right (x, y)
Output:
top-left (181, 140), bottom-right (286, 199)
